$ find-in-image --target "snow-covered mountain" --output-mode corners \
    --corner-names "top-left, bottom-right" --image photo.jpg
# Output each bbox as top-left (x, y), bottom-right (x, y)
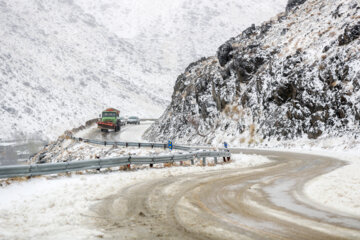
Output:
top-left (145, 0), bottom-right (360, 146)
top-left (74, 0), bottom-right (287, 74)
top-left (0, 0), bottom-right (287, 141)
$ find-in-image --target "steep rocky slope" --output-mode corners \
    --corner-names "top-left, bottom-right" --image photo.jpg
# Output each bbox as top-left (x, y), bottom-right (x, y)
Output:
top-left (0, 0), bottom-right (287, 141)
top-left (145, 0), bottom-right (360, 146)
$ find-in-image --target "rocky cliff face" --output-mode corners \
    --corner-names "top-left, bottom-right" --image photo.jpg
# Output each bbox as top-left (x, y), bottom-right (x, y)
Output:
top-left (145, 0), bottom-right (360, 146)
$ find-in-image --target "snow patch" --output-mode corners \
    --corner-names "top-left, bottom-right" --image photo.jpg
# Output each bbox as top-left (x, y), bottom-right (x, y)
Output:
top-left (304, 152), bottom-right (360, 218)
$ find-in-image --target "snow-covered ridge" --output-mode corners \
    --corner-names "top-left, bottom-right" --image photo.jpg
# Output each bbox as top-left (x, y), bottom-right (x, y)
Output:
top-left (145, 0), bottom-right (360, 147)
top-left (0, 0), bottom-right (287, 141)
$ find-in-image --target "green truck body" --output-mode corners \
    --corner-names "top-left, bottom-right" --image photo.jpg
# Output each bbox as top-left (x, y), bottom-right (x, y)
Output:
top-left (97, 108), bottom-right (121, 132)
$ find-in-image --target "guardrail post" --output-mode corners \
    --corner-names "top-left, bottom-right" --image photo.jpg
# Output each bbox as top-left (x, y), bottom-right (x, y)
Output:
top-left (126, 142), bottom-right (128, 148)
top-left (127, 156), bottom-right (131, 170)
top-left (138, 143), bottom-right (141, 148)
top-left (29, 164), bottom-right (33, 178)
top-left (225, 151), bottom-right (231, 162)
top-left (150, 157), bottom-right (154, 168)
top-left (191, 157), bottom-right (194, 165)
top-left (180, 161), bottom-right (183, 166)
top-left (104, 141), bottom-right (107, 146)
top-left (66, 162), bottom-right (70, 174)
top-left (203, 157), bottom-right (206, 166)
top-left (214, 157), bottom-right (217, 165)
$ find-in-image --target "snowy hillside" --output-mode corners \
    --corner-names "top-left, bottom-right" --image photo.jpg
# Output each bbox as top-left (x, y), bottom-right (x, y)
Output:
top-left (74, 0), bottom-right (287, 74)
top-left (145, 0), bottom-right (360, 146)
top-left (0, 0), bottom-right (169, 141)
top-left (0, 0), bottom-right (287, 141)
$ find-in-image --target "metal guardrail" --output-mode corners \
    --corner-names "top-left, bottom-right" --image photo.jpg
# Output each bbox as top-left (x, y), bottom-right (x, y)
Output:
top-left (0, 138), bottom-right (230, 179)
top-left (73, 137), bottom-right (195, 151)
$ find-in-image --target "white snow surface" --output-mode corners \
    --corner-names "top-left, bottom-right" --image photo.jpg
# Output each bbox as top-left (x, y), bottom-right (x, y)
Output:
top-left (0, 153), bottom-right (270, 240)
top-left (304, 150), bottom-right (360, 218)
top-left (0, 0), bottom-right (287, 142)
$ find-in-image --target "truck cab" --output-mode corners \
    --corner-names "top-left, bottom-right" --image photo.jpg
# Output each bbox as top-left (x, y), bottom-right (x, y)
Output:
top-left (97, 108), bottom-right (121, 132)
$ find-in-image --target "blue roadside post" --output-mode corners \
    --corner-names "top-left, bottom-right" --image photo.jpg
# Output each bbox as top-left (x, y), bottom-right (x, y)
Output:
top-left (168, 140), bottom-right (173, 150)
top-left (223, 141), bottom-right (230, 162)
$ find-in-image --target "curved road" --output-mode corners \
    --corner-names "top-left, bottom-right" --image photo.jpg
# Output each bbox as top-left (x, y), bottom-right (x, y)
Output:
top-left (76, 121), bottom-right (153, 142)
top-left (89, 149), bottom-right (360, 239)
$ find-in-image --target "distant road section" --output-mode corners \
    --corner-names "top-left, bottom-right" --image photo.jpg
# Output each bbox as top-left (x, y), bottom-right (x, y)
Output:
top-left (75, 121), bottom-right (154, 142)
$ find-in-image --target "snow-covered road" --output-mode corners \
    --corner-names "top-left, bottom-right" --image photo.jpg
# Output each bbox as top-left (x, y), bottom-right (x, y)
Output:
top-left (0, 123), bottom-right (360, 239)
top-left (75, 121), bottom-right (153, 142)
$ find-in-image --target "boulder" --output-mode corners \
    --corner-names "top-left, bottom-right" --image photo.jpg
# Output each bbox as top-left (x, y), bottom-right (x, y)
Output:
top-left (217, 43), bottom-right (233, 67)
top-left (286, 0), bottom-right (307, 12)
top-left (338, 22), bottom-right (360, 46)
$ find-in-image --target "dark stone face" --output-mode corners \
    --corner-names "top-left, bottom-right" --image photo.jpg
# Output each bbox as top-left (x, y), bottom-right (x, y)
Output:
top-left (217, 43), bottom-right (233, 67)
top-left (286, 0), bottom-right (307, 11)
top-left (338, 22), bottom-right (360, 46)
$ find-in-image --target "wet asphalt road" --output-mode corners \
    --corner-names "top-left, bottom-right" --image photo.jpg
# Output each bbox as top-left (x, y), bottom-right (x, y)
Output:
top-left (91, 149), bottom-right (360, 239)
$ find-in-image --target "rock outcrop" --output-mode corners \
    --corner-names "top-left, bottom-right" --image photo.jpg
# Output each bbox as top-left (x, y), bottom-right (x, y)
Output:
top-left (145, 0), bottom-right (360, 145)
top-left (286, 0), bottom-right (307, 11)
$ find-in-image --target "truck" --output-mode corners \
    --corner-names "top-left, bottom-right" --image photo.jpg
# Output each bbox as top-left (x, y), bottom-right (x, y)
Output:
top-left (97, 108), bottom-right (121, 132)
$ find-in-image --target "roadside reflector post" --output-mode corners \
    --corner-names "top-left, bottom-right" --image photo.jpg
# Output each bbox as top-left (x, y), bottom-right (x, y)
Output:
top-left (223, 142), bottom-right (230, 162)
top-left (168, 140), bottom-right (173, 151)
top-left (203, 157), bottom-right (206, 166)
top-left (214, 157), bottom-right (217, 165)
